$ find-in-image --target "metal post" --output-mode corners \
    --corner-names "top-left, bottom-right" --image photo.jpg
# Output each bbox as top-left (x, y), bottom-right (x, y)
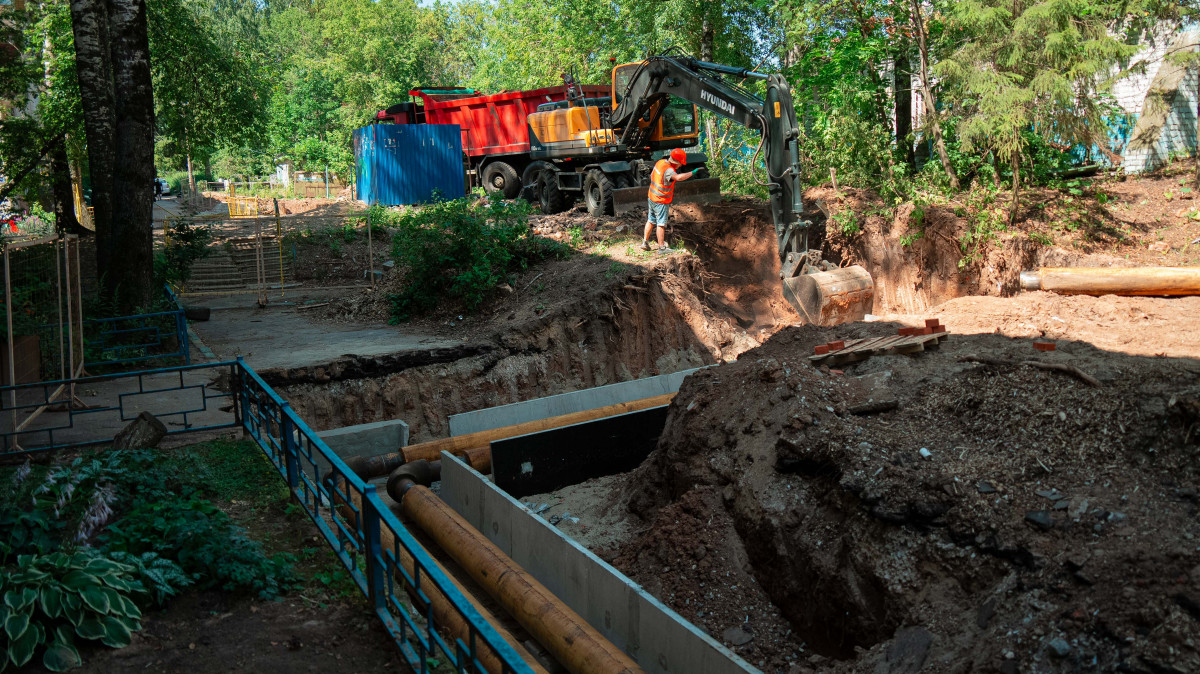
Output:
top-left (231, 358), bottom-right (244, 430)
top-left (274, 199), bottom-right (284, 297)
top-left (281, 401), bottom-right (299, 488)
top-left (367, 211), bottom-right (375, 290)
top-left (72, 236), bottom-right (83, 377)
top-left (55, 238), bottom-right (64, 381)
top-left (4, 243), bottom-right (16, 430)
top-left (324, 165), bottom-right (330, 199)
top-left (362, 484), bottom-right (387, 613)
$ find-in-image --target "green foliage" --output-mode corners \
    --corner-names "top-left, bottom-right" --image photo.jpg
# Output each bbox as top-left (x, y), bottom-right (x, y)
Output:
top-left (155, 218), bottom-right (212, 288)
top-left (831, 209), bottom-right (861, 236)
top-left (102, 497), bottom-right (294, 600)
top-left (388, 196), bottom-right (571, 320)
top-left (0, 549), bottom-right (164, 671)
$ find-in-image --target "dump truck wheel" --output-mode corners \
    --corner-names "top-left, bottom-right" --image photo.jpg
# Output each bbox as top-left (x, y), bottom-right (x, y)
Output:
top-left (521, 161), bottom-right (552, 202)
top-left (538, 170), bottom-right (569, 214)
top-left (482, 161), bottom-right (521, 199)
top-left (584, 170), bottom-right (615, 217)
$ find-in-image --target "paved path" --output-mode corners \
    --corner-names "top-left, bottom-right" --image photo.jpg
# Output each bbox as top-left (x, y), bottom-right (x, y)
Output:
top-left (188, 287), bottom-right (459, 372)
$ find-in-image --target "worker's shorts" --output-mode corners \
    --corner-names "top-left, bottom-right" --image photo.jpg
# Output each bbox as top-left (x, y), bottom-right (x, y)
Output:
top-left (647, 200), bottom-right (670, 227)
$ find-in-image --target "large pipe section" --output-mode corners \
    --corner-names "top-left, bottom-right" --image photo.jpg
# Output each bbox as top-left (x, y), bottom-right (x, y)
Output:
top-left (330, 482), bottom-right (550, 674)
top-left (389, 473), bottom-right (643, 674)
top-left (345, 392), bottom-right (676, 479)
top-left (1020, 266), bottom-right (1200, 296)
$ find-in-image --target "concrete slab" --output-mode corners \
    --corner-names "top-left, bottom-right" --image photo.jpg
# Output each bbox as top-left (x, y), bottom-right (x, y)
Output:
top-left (448, 367), bottom-right (704, 436)
top-left (439, 453), bottom-right (758, 674)
top-left (316, 418), bottom-right (409, 474)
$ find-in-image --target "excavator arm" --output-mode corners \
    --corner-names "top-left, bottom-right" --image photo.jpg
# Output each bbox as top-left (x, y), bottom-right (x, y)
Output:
top-left (611, 56), bottom-right (874, 325)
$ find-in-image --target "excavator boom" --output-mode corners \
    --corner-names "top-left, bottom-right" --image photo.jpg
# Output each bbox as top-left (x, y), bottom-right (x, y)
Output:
top-left (610, 56), bottom-right (874, 326)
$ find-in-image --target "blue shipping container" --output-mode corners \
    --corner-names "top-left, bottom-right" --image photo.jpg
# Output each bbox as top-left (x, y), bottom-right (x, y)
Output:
top-left (353, 124), bottom-right (466, 205)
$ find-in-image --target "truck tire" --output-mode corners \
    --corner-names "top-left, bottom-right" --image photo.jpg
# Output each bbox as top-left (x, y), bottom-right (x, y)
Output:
top-left (521, 161), bottom-right (553, 202)
top-left (482, 161), bottom-right (521, 199)
top-left (584, 170), bottom-right (615, 217)
top-left (538, 170), bottom-right (569, 214)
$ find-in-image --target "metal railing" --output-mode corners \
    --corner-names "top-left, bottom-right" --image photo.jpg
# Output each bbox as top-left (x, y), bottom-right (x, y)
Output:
top-left (0, 360), bottom-right (238, 452)
top-left (84, 285), bottom-right (190, 369)
top-left (227, 196), bottom-right (260, 218)
top-left (0, 358), bottom-right (533, 674)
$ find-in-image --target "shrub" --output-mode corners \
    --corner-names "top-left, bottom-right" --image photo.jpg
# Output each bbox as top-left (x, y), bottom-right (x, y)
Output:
top-left (388, 195), bottom-right (571, 320)
top-left (102, 496), bottom-right (294, 599)
top-left (154, 218), bottom-right (212, 288)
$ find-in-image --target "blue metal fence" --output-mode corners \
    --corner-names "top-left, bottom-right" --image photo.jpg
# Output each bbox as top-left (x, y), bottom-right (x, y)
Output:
top-left (82, 284), bottom-right (191, 370)
top-left (0, 359), bottom-right (532, 674)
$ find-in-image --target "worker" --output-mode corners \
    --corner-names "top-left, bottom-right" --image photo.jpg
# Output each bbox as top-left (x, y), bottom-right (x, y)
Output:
top-left (641, 148), bottom-right (695, 252)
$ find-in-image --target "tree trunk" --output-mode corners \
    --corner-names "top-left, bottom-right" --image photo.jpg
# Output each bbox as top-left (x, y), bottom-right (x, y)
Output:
top-left (1195, 65), bottom-right (1198, 194)
top-left (50, 137), bottom-right (85, 235)
top-left (69, 0), bottom-right (154, 312)
top-left (1009, 152), bottom-right (1020, 226)
top-left (107, 0), bottom-right (155, 309)
top-left (909, 0), bottom-right (959, 191)
top-left (68, 0), bottom-right (116, 284)
top-left (186, 151), bottom-right (195, 201)
top-left (894, 45), bottom-right (914, 168)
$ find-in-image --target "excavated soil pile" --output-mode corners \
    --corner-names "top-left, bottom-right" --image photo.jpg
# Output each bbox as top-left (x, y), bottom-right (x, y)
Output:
top-left (618, 324), bottom-right (1200, 673)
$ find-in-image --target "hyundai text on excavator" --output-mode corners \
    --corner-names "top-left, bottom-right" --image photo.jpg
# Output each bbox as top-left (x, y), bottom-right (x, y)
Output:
top-left (525, 55), bottom-right (875, 326)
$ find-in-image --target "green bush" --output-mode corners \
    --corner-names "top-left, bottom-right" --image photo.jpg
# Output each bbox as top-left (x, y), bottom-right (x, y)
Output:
top-left (388, 195), bottom-right (571, 320)
top-left (102, 496), bottom-right (294, 600)
top-left (154, 218), bottom-right (212, 288)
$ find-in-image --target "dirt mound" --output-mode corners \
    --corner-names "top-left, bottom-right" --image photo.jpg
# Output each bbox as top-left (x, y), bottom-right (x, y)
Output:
top-left (810, 178), bottom-right (1193, 317)
top-left (620, 325), bottom-right (1200, 672)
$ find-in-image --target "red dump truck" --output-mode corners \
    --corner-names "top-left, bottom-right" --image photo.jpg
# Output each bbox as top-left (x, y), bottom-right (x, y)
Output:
top-left (376, 85), bottom-right (609, 199)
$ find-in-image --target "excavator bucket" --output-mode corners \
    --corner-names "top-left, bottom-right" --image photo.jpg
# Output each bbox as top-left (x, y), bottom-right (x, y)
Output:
top-left (612, 178), bottom-right (723, 215)
top-left (782, 266), bottom-right (875, 327)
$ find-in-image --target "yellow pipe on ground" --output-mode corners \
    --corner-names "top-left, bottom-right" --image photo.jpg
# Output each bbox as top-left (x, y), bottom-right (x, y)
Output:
top-left (333, 485), bottom-right (550, 674)
top-left (1021, 266), bottom-right (1200, 296)
top-left (346, 392), bottom-right (676, 479)
top-left (398, 484), bottom-right (643, 674)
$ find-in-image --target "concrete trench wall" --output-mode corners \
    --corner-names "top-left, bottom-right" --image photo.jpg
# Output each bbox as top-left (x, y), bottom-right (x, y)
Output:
top-left (439, 453), bottom-right (759, 674)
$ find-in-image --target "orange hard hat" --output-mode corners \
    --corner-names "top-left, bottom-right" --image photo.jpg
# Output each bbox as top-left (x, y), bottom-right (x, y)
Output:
top-left (669, 148), bottom-right (687, 165)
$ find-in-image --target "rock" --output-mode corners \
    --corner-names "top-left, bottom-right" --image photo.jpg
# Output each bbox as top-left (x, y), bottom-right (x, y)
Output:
top-left (112, 411), bottom-right (167, 450)
top-left (1068, 498), bottom-right (1089, 518)
top-left (382, 260), bottom-right (395, 269)
top-left (1025, 510), bottom-right (1054, 531)
top-left (919, 448), bottom-right (932, 460)
top-left (872, 626), bottom-right (932, 674)
top-left (976, 598), bottom-right (997, 628)
top-left (721, 624), bottom-right (754, 646)
top-left (977, 481), bottom-right (997, 494)
top-left (1035, 489), bottom-right (1064, 500)
top-left (1047, 637), bottom-right (1071, 658)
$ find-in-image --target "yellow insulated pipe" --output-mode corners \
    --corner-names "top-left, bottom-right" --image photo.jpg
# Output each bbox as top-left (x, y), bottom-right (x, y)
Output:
top-left (397, 484), bottom-right (644, 674)
top-left (345, 392), bottom-right (676, 479)
top-left (1020, 266), bottom-right (1200, 296)
top-left (332, 485), bottom-right (550, 674)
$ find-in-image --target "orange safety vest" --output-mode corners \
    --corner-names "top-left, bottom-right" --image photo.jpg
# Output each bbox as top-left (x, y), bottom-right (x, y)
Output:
top-left (648, 159), bottom-right (676, 204)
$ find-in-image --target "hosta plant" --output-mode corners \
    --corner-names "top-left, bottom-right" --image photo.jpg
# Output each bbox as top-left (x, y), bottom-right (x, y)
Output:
top-left (0, 550), bottom-right (155, 671)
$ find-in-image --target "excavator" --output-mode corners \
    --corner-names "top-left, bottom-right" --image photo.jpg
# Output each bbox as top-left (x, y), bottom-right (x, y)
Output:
top-left (525, 54), bottom-right (875, 326)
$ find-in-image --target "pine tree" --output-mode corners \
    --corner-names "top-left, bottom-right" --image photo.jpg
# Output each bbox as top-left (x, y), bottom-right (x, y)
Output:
top-left (935, 0), bottom-right (1137, 223)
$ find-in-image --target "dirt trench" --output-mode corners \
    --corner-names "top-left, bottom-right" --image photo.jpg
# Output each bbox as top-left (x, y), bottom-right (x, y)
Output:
top-left (616, 324), bottom-right (1200, 674)
top-left (275, 253), bottom-right (763, 441)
